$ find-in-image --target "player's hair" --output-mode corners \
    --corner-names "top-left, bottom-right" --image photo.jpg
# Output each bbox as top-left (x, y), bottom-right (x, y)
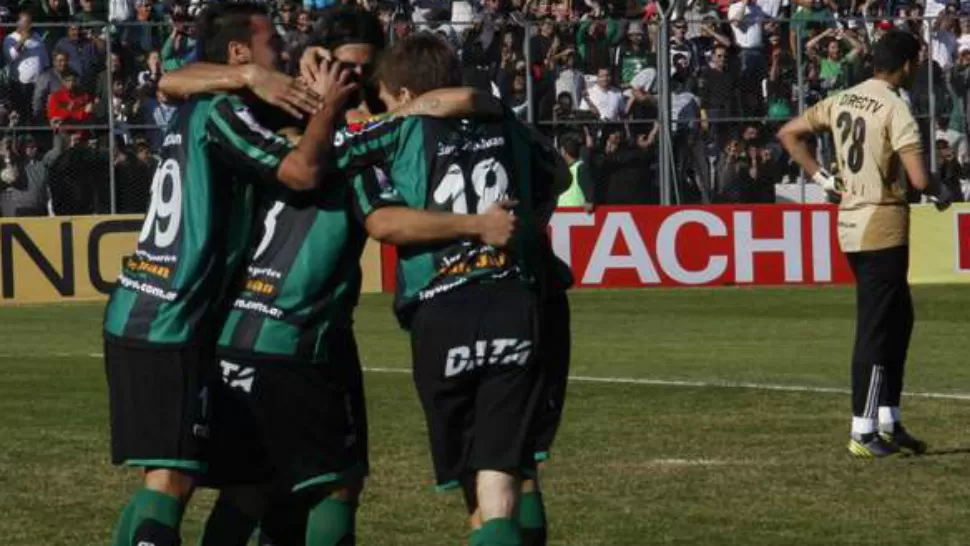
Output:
top-left (560, 135), bottom-right (582, 158)
top-left (871, 30), bottom-right (921, 74)
top-left (197, 2), bottom-right (269, 64)
top-left (375, 32), bottom-right (461, 96)
top-left (311, 5), bottom-right (385, 50)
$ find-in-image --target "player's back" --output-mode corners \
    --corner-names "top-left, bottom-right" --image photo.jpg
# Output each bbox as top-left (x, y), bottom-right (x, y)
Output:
top-left (104, 95), bottom-right (255, 345)
top-left (805, 78), bottom-right (922, 252)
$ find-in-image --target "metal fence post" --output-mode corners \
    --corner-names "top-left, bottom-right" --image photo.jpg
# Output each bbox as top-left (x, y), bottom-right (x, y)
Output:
top-left (795, 23), bottom-right (806, 204)
top-left (106, 27), bottom-right (117, 214)
top-left (927, 16), bottom-right (937, 178)
top-left (524, 21), bottom-right (535, 124)
top-left (656, 17), bottom-right (672, 205)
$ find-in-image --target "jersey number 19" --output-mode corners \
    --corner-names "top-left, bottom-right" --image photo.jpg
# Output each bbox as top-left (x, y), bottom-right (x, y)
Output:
top-left (139, 158), bottom-right (183, 249)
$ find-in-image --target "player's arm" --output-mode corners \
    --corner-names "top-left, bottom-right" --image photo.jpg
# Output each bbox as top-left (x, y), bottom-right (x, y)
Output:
top-left (208, 62), bottom-right (357, 191)
top-left (777, 98), bottom-right (840, 193)
top-left (391, 87), bottom-right (505, 119)
top-left (159, 63), bottom-right (320, 119)
top-left (349, 169), bottom-right (517, 247)
top-left (891, 104), bottom-right (952, 208)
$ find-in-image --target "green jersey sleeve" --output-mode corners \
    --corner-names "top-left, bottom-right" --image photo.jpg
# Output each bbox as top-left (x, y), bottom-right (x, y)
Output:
top-left (333, 114), bottom-right (409, 172)
top-left (206, 94), bottom-right (294, 182)
top-left (350, 167), bottom-right (407, 222)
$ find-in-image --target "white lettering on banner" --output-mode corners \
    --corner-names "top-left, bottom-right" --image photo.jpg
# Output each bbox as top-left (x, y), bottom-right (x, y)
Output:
top-left (733, 211), bottom-right (803, 283)
top-left (811, 210), bottom-right (832, 282)
top-left (655, 210), bottom-right (728, 285)
top-left (548, 212), bottom-right (596, 267)
top-left (444, 339), bottom-right (532, 378)
top-left (583, 212), bottom-right (660, 284)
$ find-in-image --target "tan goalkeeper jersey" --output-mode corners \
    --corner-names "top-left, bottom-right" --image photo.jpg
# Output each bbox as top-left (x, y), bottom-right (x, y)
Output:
top-left (804, 78), bottom-right (922, 253)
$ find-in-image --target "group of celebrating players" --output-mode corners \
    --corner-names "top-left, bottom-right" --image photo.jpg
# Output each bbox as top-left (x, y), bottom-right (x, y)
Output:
top-left (100, 2), bottom-right (957, 543)
top-left (102, 4), bottom-right (572, 546)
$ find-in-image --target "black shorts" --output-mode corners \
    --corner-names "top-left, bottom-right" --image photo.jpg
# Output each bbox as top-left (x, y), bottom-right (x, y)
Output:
top-left (846, 245), bottom-right (914, 366)
top-left (104, 337), bottom-right (213, 472)
top-left (410, 280), bottom-right (544, 490)
top-left (533, 287), bottom-right (571, 461)
top-left (205, 328), bottom-right (369, 493)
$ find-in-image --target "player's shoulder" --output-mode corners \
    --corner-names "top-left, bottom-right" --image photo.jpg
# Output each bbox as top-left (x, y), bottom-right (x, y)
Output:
top-left (334, 112), bottom-right (411, 147)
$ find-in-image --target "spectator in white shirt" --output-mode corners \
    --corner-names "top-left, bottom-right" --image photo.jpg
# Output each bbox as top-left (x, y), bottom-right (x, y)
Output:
top-left (3, 12), bottom-right (50, 122)
top-left (580, 67), bottom-right (625, 121)
top-left (727, 0), bottom-right (766, 79)
top-left (932, 13), bottom-right (958, 70)
top-left (555, 50), bottom-right (587, 109)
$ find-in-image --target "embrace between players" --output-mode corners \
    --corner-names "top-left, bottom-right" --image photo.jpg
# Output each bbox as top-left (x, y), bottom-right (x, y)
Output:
top-left (102, 4), bottom-right (572, 546)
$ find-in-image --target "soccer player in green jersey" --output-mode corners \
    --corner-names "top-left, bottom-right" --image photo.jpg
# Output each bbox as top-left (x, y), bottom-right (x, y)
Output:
top-left (101, 4), bottom-right (359, 545)
top-left (158, 7), bottom-right (519, 545)
top-left (334, 33), bottom-right (570, 546)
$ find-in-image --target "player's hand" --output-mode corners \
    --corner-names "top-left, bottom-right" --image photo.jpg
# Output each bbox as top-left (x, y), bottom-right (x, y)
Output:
top-left (311, 59), bottom-right (360, 112)
top-left (812, 167), bottom-right (843, 195)
top-left (300, 46), bottom-right (332, 86)
top-left (243, 65), bottom-right (321, 120)
top-left (930, 184), bottom-right (954, 212)
top-left (478, 199), bottom-right (519, 248)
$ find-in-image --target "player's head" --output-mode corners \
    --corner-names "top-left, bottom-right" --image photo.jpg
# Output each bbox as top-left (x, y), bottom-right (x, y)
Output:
top-left (374, 32), bottom-right (462, 111)
top-left (198, 3), bottom-right (280, 70)
top-left (312, 6), bottom-right (385, 111)
top-left (312, 6), bottom-right (385, 83)
top-left (871, 30), bottom-right (921, 86)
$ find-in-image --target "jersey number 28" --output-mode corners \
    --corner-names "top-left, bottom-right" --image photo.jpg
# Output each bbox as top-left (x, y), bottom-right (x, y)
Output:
top-left (836, 112), bottom-right (866, 174)
top-left (139, 158), bottom-right (183, 249)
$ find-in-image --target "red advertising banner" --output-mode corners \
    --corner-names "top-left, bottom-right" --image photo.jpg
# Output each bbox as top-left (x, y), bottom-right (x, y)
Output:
top-left (957, 211), bottom-right (970, 273)
top-left (381, 205), bottom-right (855, 292)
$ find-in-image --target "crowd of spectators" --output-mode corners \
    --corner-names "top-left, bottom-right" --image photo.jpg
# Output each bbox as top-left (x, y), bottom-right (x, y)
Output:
top-left (0, 0), bottom-right (968, 217)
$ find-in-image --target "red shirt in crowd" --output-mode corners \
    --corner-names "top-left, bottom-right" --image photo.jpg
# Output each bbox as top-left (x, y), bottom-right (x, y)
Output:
top-left (48, 88), bottom-right (94, 124)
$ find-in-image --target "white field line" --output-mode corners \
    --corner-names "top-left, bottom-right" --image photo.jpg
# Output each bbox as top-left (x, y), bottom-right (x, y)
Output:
top-left (360, 367), bottom-right (970, 401)
top-left (6, 355), bottom-right (970, 402)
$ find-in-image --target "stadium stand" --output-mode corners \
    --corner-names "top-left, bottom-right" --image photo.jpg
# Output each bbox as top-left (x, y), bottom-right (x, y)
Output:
top-left (0, 0), bottom-right (967, 217)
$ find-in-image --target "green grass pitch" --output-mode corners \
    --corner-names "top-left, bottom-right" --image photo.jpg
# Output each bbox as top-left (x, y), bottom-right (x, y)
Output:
top-left (3, 286), bottom-right (970, 545)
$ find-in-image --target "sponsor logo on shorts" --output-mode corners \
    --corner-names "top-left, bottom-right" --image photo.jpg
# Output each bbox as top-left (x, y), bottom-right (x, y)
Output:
top-left (444, 339), bottom-right (533, 378)
top-left (220, 361), bottom-right (256, 393)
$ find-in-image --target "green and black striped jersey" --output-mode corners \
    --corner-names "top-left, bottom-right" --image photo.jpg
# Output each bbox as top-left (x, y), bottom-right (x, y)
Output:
top-left (335, 112), bottom-right (562, 326)
top-left (103, 93), bottom-right (294, 346)
top-left (215, 174), bottom-right (368, 364)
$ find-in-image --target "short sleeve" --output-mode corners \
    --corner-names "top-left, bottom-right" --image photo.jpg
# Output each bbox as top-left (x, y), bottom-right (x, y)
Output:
top-left (206, 94), bottom-right (294, 182)
top-left (803, 95), bottom-right (837, 132)
top-left (333, 115), bottom-right (408, 172)
top-left (349, 166), bottom-right (407, 224)
top-left (889, 102), bottom-right (922, 154)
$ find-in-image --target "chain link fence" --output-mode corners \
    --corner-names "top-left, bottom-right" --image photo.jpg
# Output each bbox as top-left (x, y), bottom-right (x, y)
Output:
top-left (0, 7), bottom-right (965, 218)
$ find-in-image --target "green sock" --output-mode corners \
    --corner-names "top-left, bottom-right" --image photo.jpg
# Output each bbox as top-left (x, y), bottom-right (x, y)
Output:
top-left (110, 497), bottom-right (138, 546)
top-left (198, 497), bottom-right (258, 546)
top-left (305, 497), bottom-right (357, 546)
top-left (470, 517), bottom-right (521, 546)
top-left (113, 488), bottom-right (182, 546)
top-left (517, 492), bottom-right (547, 546)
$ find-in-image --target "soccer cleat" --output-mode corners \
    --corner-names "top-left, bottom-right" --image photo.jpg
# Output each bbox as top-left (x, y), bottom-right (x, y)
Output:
top-left (880, 425), bottom-right (928, 455)
top-left (848, 433), bottom-right (900, 459)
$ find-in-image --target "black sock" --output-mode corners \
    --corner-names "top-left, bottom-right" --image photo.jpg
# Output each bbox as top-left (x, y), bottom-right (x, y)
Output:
top-left (199, 497), bottom-right (258, 546)
top-left (132, 518), bottom-right (182, 546)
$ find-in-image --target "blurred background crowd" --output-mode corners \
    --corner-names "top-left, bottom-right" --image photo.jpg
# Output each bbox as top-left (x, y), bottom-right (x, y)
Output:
top-left (0, 0), bottom-right (967, 217)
